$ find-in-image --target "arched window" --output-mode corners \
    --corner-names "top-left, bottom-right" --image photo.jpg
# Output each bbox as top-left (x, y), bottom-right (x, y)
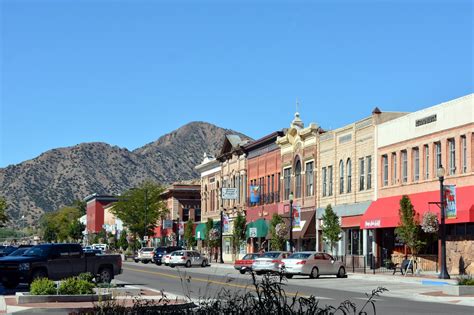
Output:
top-left (346, 159), bottom-right (352, 193)
top-left (339, 160), bottom-right (344, 194)
top-left (295, 160), bottom-right (302, 198)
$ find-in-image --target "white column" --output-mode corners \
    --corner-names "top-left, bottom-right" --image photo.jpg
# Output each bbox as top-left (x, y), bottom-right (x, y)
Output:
top-left (362, 229), bottom-right (368, 256)
top-left (315, 217), bottom-right (320, 251)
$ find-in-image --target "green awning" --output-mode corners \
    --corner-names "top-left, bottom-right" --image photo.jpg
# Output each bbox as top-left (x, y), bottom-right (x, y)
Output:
top-left (246, 219), bottom-right (268, 238)
top-left (195, 223), bottom-right (207, 240)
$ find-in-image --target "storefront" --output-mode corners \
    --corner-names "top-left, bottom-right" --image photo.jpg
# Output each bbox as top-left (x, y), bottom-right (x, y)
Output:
top-left (246, 218), bottom-right (269, 253)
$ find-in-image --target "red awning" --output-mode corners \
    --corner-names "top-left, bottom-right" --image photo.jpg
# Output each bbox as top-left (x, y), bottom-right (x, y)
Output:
top-left (360, 185), bottom-right (474, 229)
top-left (341, 215), bottom-right (362, 228)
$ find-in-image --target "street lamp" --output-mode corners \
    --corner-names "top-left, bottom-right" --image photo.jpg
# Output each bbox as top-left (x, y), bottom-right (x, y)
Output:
top-left (437, 165), bottom-right (450, 279)
top-left (219, 208), bottom-right (224, 263)
top-left (176, 215), bottom-right (180, 247)
top-left (289, 192), bottom-right (294, 252)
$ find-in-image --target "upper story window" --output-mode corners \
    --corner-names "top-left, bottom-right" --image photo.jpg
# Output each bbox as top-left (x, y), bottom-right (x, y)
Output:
top-left (305, 161), bottom-right (314, 197)
top-left (401, 150), bottom-right (408, 183)
top-left (339, 160), bottom-right (345, 194)
top-left (424, 144), bottom-right (430, 179)
top-left (435, 142), bottom-right (442, 170)
top-left (366, 156), bottom-right (372, 189)
top-left (283, 168), bottom-right (291, 200)
top-left (322, 167), bottom-right (327, 197)
top-left (391, 153), bottom-right (397, 185)
top-left (382, 155), bottom-right (388, 186)
top-left (448, 138), bottom-right (456, 175)
top-left (328, 165), bottom-right (333, 196)
top-left (461, 136), bottom-right (467, 173)
top-left (346, 159), bottom-right (352, 193)
top-left (359, 158), bottom-right (365, 191)
top-left (413, 147), bottom-right (419, 181)
top-left (295, 160), bottom-right (302, 198)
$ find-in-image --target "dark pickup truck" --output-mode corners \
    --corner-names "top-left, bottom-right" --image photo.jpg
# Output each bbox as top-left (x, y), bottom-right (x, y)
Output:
top-left (0, 243), bottom-right (122, 289)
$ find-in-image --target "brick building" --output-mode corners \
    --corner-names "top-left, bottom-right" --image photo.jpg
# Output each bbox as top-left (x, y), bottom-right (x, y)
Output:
top-left (361, 94), bottom-right (474, 273)
top-left (85, 194), bottom-right (118, 234)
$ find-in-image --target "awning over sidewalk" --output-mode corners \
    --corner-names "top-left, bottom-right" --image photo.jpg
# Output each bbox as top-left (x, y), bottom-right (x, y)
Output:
top-left (246, 218), bottom-right (268, 238)
top-left (317, 201), bottom-right (371, 219)
top-left (195, 223), bottom-right (207, 240)
top-left (360, 185), bottom-right (474, 229)
top-left (293, 210), bottom-right (316, 239)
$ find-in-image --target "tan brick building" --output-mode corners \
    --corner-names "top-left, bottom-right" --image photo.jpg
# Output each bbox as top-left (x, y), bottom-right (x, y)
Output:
top-left (362, 93), bottom-right (474, 274)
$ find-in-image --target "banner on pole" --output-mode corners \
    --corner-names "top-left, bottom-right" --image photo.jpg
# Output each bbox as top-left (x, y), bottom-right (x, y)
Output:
top-left (444, 185), bottom-right (456, 219)
top-left (250, 186), bottom-right (260, 203)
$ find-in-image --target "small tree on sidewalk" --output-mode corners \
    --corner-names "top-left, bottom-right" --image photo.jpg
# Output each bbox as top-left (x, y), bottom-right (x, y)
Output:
top-left (232, 212), bottom-right (246, 258)
top-left (395, 195), bottom-right (424, 261)
top-left (184, 219), bottom-right (196, 249)
top-left (321, 204), bottom-right (342, 255)
top-left (269, 214), bottom-right (285, 251)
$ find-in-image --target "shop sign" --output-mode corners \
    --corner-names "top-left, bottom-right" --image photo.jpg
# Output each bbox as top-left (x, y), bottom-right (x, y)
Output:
top-left (222, 188), bottom-right (238, 200)
top-left (249, 227), bottom-right (257, 238)
top-left (364, 219), bottom-right (381, 228)
top-left (163, 220), bottom-right (173, 229)
top-left (444, 185), bottom-right (456, 219)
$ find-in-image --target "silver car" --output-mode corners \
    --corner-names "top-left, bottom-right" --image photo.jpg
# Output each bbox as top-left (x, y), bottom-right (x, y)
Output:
top-left (251, 251), bottom-right (291, 275)
top-left (169, 250), bottom-right (209, 268)
top-left (282, 252), bottom-right (346, 279)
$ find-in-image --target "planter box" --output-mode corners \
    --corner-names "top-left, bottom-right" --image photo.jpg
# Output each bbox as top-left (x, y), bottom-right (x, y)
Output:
top-left (94, 287), bottom-right (141, 296)
top-left (16, 292), bottom-right (112, 304)
top-left (442, 285), bottom-right (474, 296)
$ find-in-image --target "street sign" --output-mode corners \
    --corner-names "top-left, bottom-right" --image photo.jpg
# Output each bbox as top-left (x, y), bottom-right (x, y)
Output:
top-left (163, 220), bottom-right (173, 229)
top-left (143, 236), bottom-right (148, 241)
top-left (222, 188), bottom-right (238, 200)
top-left (249, 227), bottom-right (257, 238)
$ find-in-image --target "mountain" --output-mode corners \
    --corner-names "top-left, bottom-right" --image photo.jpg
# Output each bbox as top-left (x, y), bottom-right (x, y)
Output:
top-left (0, 122), bottom-right (251, 228)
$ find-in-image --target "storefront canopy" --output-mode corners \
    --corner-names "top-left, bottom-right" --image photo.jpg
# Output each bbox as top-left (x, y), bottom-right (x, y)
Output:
top-left (246, 218), bottom-right (268, 238)
top-left (360, 185), bottom-right (474, 229)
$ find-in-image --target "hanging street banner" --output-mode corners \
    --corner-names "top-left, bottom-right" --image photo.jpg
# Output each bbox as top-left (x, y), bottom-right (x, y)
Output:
top-left (222, 188), bottom-right (238, 200)
top-left (178, 221), bottom-right (184, 235)
top-left (250, 186), bottom-right (260, 203)
top-left (223, 213), bottom-right (230, 233)
top-left (292, 205), bottom-right (301, 230)
top-left (444, 184), bottom-right (456, 219)
top-left (163, 220), bottom-right (173, 229)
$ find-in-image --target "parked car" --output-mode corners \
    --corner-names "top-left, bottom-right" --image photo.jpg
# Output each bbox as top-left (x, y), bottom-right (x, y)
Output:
top-left (0, 243), bottom-right (122, 289)
top-left (234, 253), bottom-right (262, 274)
top-left (169, 250), bottom-right (208, 268)
top-left (281, 252), bottom-right (346, 279)
top-left (252, 251), bottom-right (290, 275)
top-left (153, 246), bottom-right (183, 265)
top-left (137, 247), bottom-right (155, 264)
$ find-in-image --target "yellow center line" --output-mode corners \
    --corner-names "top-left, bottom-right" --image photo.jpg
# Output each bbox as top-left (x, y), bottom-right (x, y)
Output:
top-left (123, 266), bottom-right (311, 298)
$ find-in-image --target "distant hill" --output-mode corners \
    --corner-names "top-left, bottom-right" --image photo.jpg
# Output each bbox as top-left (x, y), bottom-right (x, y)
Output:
top-left (0, 122), bottom-right (251, 227)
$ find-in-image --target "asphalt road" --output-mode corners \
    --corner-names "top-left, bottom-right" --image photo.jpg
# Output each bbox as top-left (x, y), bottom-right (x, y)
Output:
top-left (117, 262), bottom-right (473, 315)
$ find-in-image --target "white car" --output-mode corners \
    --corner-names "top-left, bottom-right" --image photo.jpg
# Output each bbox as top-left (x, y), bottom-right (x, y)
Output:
top-left (137, 247), bottom-right (155, 264)
top-left (169, 250), bottom-right (208, 268)
top-left (252, 251), bottom-right (290, 275)
top-left (282, 252), bottom-right (346, 279)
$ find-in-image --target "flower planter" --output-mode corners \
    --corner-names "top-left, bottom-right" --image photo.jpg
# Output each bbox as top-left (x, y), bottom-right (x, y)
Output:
top-left (94, 287), bottom-right (141, 296)
top-left (16, 292), bottom-right (112, 304)
top-left (442, 285), bottom-right (474, 296)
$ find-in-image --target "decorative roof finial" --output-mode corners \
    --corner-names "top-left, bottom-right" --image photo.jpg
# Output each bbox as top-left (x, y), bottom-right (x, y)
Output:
top-left (291, 98), bottom-right (304, 129)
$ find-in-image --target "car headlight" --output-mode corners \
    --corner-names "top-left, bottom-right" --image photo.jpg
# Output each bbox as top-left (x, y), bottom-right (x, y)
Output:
top-left (18, 263), bottom-right (30, 271)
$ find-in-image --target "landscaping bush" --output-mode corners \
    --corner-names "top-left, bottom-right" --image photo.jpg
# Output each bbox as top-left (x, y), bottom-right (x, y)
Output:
top-left (58, 277), bottom-right (95, 295)
top-left (78, 272), bottom-right (95, 283)
top-left (458, 275), bottom-right (474, 286)
top-left (30, 278), bottom-right (57, 295)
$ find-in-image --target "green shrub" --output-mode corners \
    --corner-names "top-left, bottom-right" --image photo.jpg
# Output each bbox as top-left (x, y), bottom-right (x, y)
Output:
top-left (58, 277), bottom-right (95, 295)
top-left (78, 272), bottom-right (94, 283)
top-left (458, 276), bottom-right (474, 286)
top-left (30, 278), bottom-right (56, 295)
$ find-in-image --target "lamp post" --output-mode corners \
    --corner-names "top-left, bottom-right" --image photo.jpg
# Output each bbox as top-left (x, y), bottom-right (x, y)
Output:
top-left (437, 165), bottom-right (450, 279)
top-left (176, 215), bottom-right (180, 247)
top-left (289, 192), bottom-right (294, 252)
top-left (144, 188), bottom-right (148, 246)
top-left (219, 208), bottom-right (224, 263)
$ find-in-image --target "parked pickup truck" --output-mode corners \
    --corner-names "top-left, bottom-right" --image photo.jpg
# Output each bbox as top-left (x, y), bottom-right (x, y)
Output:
top-left (0, 243), bottom-right (122, 289)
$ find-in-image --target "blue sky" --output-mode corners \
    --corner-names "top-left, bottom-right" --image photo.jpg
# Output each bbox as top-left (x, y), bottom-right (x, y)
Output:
top-left (1, 0), bottom-right (472, 167)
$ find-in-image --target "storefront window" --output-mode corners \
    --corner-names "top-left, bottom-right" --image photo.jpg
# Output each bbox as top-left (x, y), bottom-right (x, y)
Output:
top-left (346, 228), bottom-right (363, 255)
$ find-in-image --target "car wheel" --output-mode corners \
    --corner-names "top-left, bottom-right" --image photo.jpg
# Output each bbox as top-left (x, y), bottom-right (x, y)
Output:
top-left (286, 274), bottom-right (293, 279)
top-left (337, 267), bottom-right (346, 278)
top-left (185, 260), bottom-right (191, 268)
top-left (142, 260), bottom-right (149, 264)
top-left (98, 267), bottom-right (113, 283)
top-left (134, 259), bottom-right (139, 263)
top-left (2, 281), bottom-right (19, 289)
top-left (155, 262), bottom-right (162, 266)
top-left (201, 260), bottom-right (207, 267)
top-left (309, 267), bottom-right (319, 279)
top-left (239, 269), bottom-right (246, 274)
top-left (32, 269), bottom-right (48, 280)
top-left (255, 271), bottom-right (264, 275)
top-left (170, 264), bottom-right (175, 268)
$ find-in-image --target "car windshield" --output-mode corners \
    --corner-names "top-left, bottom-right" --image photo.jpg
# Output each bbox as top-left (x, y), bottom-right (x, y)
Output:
top-left (288, 253), bottom-right (311, 259)
top-left (261, 252), bottom-right (281, 258)
top-left (242, 254), bottom-right (259, 260)
top-left (8, 248), bottom-right (31, 256)
top-left (142, 248), bottom-right (154, 252)
top-left (23, 245), bottom-right (51, 257)
top-left (171, 251), bottom-right (183, 256)
top-left (155, 247), bottom-right (167, 253)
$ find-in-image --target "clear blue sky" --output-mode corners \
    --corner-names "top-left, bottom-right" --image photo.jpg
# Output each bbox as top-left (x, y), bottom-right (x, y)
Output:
top-left (1, 0), bottom-right (472, 167)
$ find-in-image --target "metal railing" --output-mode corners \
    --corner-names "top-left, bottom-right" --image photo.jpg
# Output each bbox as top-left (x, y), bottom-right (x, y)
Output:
top-left (334, 255), bottom-right (439, 274)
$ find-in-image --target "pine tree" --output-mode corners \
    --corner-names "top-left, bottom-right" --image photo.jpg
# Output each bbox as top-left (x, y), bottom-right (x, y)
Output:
top-left (321, 204), bottom-right (342, 255)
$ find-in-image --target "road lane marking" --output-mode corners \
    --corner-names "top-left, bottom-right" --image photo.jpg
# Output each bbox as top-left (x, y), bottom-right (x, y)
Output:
top-left (122, 266), bottom-right (324, 299)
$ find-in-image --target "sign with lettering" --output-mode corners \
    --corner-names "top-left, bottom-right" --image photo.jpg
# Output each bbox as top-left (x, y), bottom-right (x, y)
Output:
top-left (415, 114), bottom-right (437, 127)
top-left (444, 185), bottom-right (456, 219)
top-left (249, 227), bottom-right (257, 238)
top-left (163, 220), bottom-right (173, 229)
top-left (364, 219), bottom-right (381, 228)
top-left (222, 188), bottom-right (238, 200)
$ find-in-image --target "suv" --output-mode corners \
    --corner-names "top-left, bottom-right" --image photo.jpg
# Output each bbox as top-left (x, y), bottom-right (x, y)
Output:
top-left (137, 247), bottom-right (155, 264)
top-left (153, 246), bottom-right (182, 265)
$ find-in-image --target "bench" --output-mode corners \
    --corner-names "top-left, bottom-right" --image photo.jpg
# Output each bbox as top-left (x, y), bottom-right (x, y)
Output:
top-left (392, 259), bottom-right (415, 275)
